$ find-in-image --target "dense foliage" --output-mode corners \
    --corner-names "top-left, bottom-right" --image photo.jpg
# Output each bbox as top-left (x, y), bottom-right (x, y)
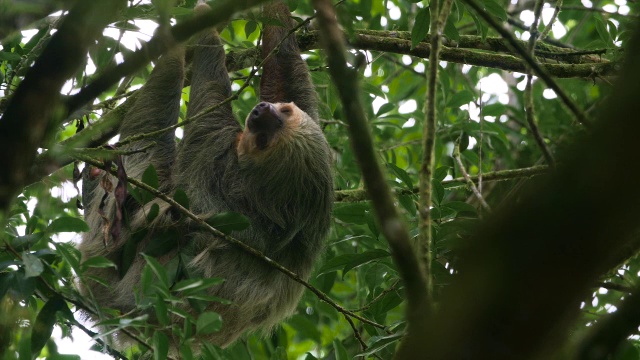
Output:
top-left (1, 0), bottom-right (638, 359)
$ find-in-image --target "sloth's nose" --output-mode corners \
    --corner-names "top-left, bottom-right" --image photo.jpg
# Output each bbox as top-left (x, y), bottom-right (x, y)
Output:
top-left (251, 102), bottom-right (270, 117)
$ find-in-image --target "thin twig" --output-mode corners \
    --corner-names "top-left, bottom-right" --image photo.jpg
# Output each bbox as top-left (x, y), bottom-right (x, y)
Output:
top-left (540, 0), bottom-right (563, 41)
top-left (525, 0), bottom-right (556, 168)
top-left (453, 139), bottom-right (491, 212)
top-left (344, 314), bottom-right (368, 352)
top-left (352, 280), bottom-right (401, 312)
top-left (478, 84), bottom-right (483, 193)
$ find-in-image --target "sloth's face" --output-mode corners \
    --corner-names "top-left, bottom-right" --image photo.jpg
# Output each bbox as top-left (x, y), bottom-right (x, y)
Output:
top-left (237, 102), bottom-right (309, 156)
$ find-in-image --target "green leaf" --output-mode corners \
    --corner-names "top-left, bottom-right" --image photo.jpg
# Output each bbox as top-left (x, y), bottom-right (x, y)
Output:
top-left (196, 311), bottom-right (223, 335)
top-left (142, 254), bottom-right (169, 288)
top-left (386, 162), bottom-right (413, 189)
top-left (55, 243), bottom-right (81, 272)
top-left (468, 9), bottom-right (488, 40)
top-left (153, 332), bottom-right (169, 360)
top-left (443, 201), bottom-right (478, 216)
top-left (173, 188), bottom-right (190, 210)
top-left (120, 229), bottom-right (147, 277)
top-left (444, 17), bottom-right (460, 42)
top-left (285, 0), bottom-right (298, 12)
top-left (180, 343), bottom-right (194, 360)
top-left (333, 203), bottom-right (371, 225)
top-left (22, 253), bottom-right (44, 278)
top-left (9, 233), bottom-right (44, 252)
top-left (333, 339), bottom-right (349, 360)
top-left (0, 51), bottom-right (22, 62)
top-left (244, 20), bottom-right (258, 38)
top-left (594, 18), bottom-right (611, 46)
top-left (358, 333), bottom-right (404, 357)
top-left (31, 296), bottom-right (68, 356)
top-left (143, 229), bottom-right (179, 257)
top-left (47, 217), bottom-right (89, 233)
top-left (142, 164), bottom-right (159, 189)
top-left (376, 102), bottom-right (395, 117)
top-left (483, 0), bottom-right (507, 22)
top-left (432, 179), bottom-right (445, 205)
top-left (411, 7), bottom-right (430, 49)
top-left (147, 203), bottom-right (160, 222)
top-left (447, 90), bottom-right (474, 109)
top-left (173, 278), bottom-right (224, 294)
top-left (205, 212), bottom-right (250, 234)
top-left (318, 249), bottom-right (390, 276)
top-left (81, 256), bottom-right (116, 272)
top-left (361, 82), bottom-right (385, 98)
top-left (286, 314), bottom-right (321, 343)
top-left (154, 297), bottom-right (169, 326)
top-left (270, 347), bottom-right (287, 360)
top-left (343, 249), bottom-right (391, 276)
top-left (141, 164), bottom-right (159, 204)
top-left (398, 195), bottom-right (416, 216)
top-left (434, 166), bottom-right (450, 182)
top-left (482, 103), bottom-right (506, 117)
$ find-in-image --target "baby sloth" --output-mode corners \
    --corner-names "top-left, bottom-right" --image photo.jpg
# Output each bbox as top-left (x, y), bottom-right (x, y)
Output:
top-left (79, 1), bottom-right (333, 348)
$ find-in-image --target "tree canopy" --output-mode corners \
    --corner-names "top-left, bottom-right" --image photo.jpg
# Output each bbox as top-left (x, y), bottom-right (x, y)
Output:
top-left (1, 0), bottom-right (639, 359)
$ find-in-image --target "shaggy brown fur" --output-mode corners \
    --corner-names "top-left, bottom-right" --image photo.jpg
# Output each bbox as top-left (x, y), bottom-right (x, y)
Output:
top-left (79, 1), bottom-right (333, 348)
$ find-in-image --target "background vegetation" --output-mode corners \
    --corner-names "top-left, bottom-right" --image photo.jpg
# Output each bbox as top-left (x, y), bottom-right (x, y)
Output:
top-left (0, 0), bottom-right (638, 359)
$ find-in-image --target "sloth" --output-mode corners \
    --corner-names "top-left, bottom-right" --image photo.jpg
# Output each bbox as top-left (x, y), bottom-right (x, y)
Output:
top-left (79, 1), bottom-right (333, 347)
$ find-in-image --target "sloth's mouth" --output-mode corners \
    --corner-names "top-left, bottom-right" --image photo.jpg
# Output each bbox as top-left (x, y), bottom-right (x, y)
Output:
top-left (255, 133), bottom-right (270, 150)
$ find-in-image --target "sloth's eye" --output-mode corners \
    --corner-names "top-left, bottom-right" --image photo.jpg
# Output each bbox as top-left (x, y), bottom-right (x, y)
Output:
top-left (280, 107), bottom-right (292, 114)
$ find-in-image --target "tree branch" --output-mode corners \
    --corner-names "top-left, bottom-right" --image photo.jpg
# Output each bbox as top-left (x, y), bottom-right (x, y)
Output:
top-left (418, 0), bottom-right (454, 315)
top-left (310, 0), bottom-right (430, 358)
top-left (462, 0), bottom-right (591, 126)
top-left (0, 0), bottom-right (125, 216)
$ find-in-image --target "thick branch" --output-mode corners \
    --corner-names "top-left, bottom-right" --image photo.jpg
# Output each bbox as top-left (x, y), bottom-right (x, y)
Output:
top-left (0, 0), bottom-right (125, 216)
top-left (311, 0), bottom-right (430, 358)
top-left (298, 31), bottom-right (615, 78)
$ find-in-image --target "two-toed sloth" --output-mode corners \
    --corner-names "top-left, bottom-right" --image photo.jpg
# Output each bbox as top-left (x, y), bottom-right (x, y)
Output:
top-left (79, 1), bottom-right (333, 347)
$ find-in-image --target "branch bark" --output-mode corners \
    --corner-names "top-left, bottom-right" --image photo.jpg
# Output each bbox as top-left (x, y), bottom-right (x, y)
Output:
top-left (0, 0), bottom-right (126, 216)
top-left (310, 0), bottom-right (430, 358)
